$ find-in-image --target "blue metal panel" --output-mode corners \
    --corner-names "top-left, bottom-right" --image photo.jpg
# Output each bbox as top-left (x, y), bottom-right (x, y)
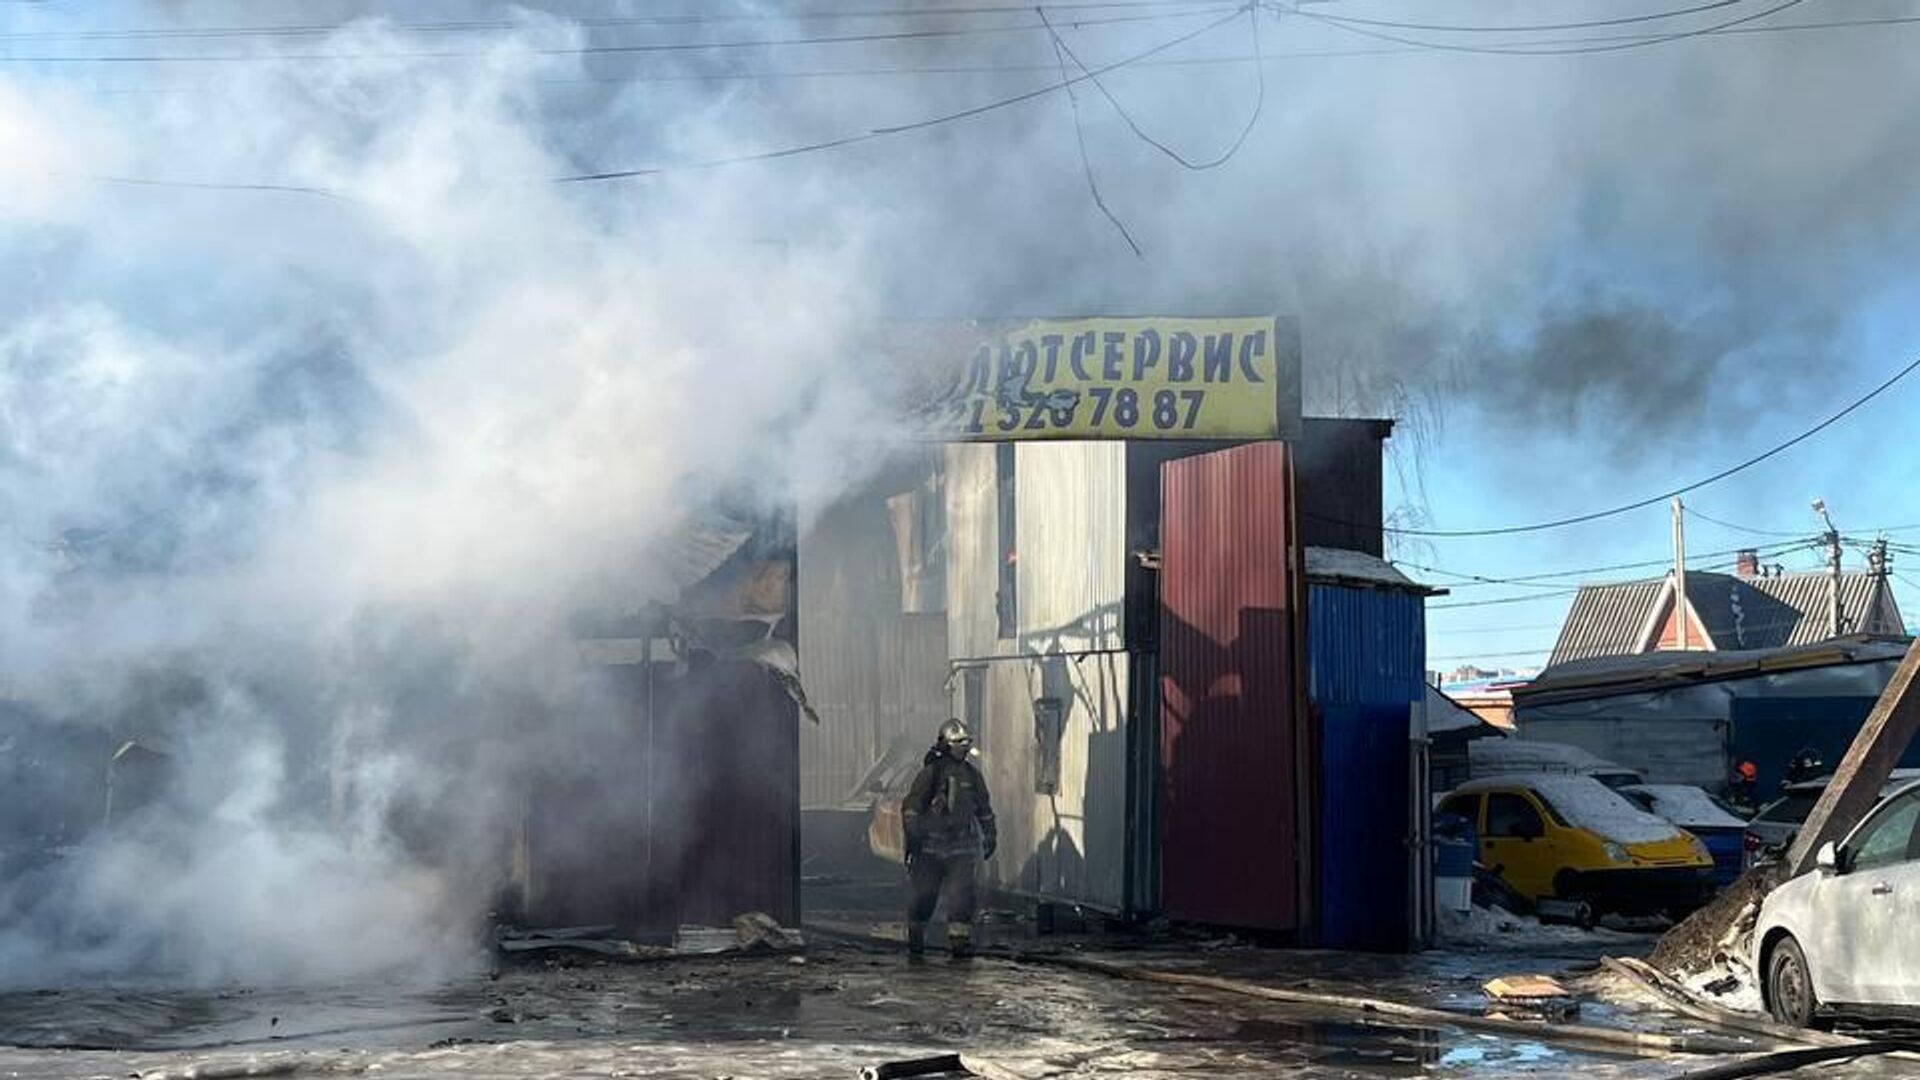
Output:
top-left (1730, 697), bottom-right (1920, 794)
top-left (1308, 585), bottom-right (1428, 707)
top-left (1308, 583), bottom-right (1426, 951)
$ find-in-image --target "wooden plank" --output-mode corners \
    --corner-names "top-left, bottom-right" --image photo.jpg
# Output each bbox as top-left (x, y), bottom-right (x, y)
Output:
top-left (1786, 639), bottom-right (1920, 875)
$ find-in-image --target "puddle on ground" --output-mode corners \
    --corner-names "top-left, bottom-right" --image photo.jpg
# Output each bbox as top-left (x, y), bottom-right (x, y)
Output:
top-left (1224, 1013), bottom-right (1605, 1076)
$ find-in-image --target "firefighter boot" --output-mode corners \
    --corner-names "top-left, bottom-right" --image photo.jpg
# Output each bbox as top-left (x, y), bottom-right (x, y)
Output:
top-left (947, 923), bottom-right (974, 960)
top-left (906, 922), bottom-right (928, 959)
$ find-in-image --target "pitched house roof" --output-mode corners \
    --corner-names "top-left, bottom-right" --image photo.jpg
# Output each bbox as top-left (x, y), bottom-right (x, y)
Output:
top-left (1553, 578), bottom-right (1667, 665)
top-left (1548, 569), bottom-right (1905, 667)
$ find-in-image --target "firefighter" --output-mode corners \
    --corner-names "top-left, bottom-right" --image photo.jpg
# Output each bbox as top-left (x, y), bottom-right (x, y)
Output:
top-left (902, 719), bottom-right (997, 959)
top-left (1783, 747), bottom-right (1826, 791)
top-left (1729, 759), bottom-right (1760, 812)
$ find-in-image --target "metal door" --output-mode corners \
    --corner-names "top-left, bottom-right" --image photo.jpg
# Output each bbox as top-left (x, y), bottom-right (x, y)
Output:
top-left (1158, 442), bottom-right (1304, 931)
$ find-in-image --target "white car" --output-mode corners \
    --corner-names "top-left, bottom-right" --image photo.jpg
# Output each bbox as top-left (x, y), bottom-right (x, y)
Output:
top-left (1752, 779), bottom-right (1920, 1026)
top-left (1747, 768), bottom-right (1920, 855)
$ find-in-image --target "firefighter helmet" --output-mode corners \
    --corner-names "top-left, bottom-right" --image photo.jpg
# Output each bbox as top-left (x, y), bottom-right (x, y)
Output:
top-left (937, 719), bottom-right (973, 755)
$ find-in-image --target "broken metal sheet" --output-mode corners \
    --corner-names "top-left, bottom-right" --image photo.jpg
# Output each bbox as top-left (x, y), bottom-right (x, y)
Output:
top-left (495, 926), bottom-right (671, 960)
top-left (734, 637), bottom-right (821, 724)
top-left (671, 927), bottom-right (739, 955)
top-left (672, 913), bottom-right (807, 955)
top-left (496, 938), bottom-right (668, 960)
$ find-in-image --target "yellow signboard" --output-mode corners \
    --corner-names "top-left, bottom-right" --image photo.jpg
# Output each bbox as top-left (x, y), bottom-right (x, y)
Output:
top-left (910, 316), bottom-right (1299, 442)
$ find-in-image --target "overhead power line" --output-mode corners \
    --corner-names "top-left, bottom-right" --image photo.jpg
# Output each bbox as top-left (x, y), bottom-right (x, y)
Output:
top-left (0, 1), bottom-right (1230, 41)
top-left (57, 10), bottom-right (1920, 98)
top-left (69, 7), bottom-right (1246, 197)
top-left (1426, 545), bottom-right (1824, 609)
top-left (1684, 507), bottom-right (1813, 538)
top-left (1302, 0), bottom-right (1752, 35)
top-left (44, 7), bottom-right (1920, 193)
top-left (1380, 354), bottom-right (1920, 538)
top-left (552, 6), bottom-right (1246, 183)
top-left (1425, 622), bottom-right (1565, 636)
top-left (1043, 4), bottom-right (1144, 255)
top-left (1428, 588), bottom-right (1583, 610)
top-left (1428, 646), bottom-right (1554, 662)
top-left (1399, 538), bottom-right (1816, 590)
top-left (0, 6), bottom-right (1230, 62)
top-left (1428, 608), bottom-right (1875, 663)
top-left (1042, 2), bottom-right (1266, 170)
top-left (1291, 0), bottom-right (1811, 58)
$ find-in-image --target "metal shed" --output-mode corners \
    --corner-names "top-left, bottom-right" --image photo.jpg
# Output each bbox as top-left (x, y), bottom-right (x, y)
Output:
top-left (1513, 637), bottom-right (1917, 794)
top-left (1302, 548), bottom-right (1434, 951)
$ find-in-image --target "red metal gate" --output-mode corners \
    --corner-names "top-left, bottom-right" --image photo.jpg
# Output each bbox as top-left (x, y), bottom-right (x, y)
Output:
top-left (1158, 441), bottom-right (1306, 931)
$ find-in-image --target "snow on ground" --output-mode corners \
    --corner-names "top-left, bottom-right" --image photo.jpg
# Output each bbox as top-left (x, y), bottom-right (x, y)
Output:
top-left (1682, 961), bottom-right (1766, 1016)
top-left (1435, 904), bottom-right (1649, 951)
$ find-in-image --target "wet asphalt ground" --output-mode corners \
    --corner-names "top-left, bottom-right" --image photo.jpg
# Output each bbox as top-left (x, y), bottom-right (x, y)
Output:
top-left (0, 942), bottom-right (1658, 1080)
top-left (0, 879), bottom-right (1910, 1078)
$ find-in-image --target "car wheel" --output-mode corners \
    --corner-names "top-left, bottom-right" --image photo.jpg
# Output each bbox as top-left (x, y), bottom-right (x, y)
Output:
top-left (1551, 870), bottom-right (1593, 914)
top-left (1767, 936), bottom-right (1820, 1028)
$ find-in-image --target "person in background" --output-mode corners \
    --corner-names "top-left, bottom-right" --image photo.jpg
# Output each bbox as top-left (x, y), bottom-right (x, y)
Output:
top-left (902, 719), bottom-right (997, 959)
top-left (1729, 759), bottom-right (1760, 812)
top-left (1782, 747), bottom-right (1826, 792)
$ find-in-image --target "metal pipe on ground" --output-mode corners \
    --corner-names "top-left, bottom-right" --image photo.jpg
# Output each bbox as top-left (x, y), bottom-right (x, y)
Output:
top-left (1016, 951), bottom-right (1774, 1057)
top-left (1659, 1042), bottom-right (1919, 1080)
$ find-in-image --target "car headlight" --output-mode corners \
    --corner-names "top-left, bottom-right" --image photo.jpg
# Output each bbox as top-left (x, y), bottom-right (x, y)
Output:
top-left (1603, 842), bottom-right (1630, 864)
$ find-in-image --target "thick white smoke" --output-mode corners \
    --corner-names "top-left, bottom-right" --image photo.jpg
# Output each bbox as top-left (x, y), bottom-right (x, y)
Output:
top-left (0, 6), bottom-right (896, 987)
top-left (4, 0), bottom-right (1919, 985)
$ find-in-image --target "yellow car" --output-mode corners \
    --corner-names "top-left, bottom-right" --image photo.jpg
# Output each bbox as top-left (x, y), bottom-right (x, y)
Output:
top-left (1437, 774), bottom-right (1716, 917)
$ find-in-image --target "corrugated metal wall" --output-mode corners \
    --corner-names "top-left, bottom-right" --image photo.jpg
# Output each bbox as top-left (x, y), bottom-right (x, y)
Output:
top-left (945, 444), bottom-right (1000, 663)
top-left (1017, 442), bottom-right (1127, 652)
top-left (1308, 583), bottom-right (1424, 951)
top-left (1159, 442), bottom-right (1303, 932)
top-left (798, 466), bottom-right (951, 809)
top-left (947, 442), bottom-right (1135, 912)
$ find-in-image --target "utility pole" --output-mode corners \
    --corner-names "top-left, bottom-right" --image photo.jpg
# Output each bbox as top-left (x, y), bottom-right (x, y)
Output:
top-left (1813, 498), bottom-right (1844, 638)
top-left (1672, 497), bottom-right (1689, 650)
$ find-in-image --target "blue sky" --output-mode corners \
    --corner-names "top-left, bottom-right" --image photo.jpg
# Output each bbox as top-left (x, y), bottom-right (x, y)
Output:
top-left (1402, 338), bottom-right (1920, 673)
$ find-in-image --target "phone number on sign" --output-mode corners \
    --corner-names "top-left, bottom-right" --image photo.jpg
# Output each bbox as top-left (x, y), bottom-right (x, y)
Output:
top-left (946, 388), bottom-right (1211, 434)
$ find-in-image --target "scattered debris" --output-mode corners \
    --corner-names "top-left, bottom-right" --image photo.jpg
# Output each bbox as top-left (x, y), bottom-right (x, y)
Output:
top-left (671, 926), bottom-right (739, 955)
top-left (1653, 867), bottom-right (1781, 981)
top-left (672, 911), bottom-right (806, 955)
top-left (496, 925), bottom-right (670, 961)
top-left (1600, 957), bottom-right (1825, 1050)
top-left (1534, 897), bottom-right (1596, 929)
top-left (734, 910), bottom-right (806, 952)
top-left (1021, 951), bottom-right (1756, 1056)
top-left (1484, 975), bottom-right (1579, 1021)
top-left (859, 1053), bottom-right (966, 1080)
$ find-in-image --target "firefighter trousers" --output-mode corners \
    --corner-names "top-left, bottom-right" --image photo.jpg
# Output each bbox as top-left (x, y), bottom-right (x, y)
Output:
top-left (907, 852), bottom-right (979, 946)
